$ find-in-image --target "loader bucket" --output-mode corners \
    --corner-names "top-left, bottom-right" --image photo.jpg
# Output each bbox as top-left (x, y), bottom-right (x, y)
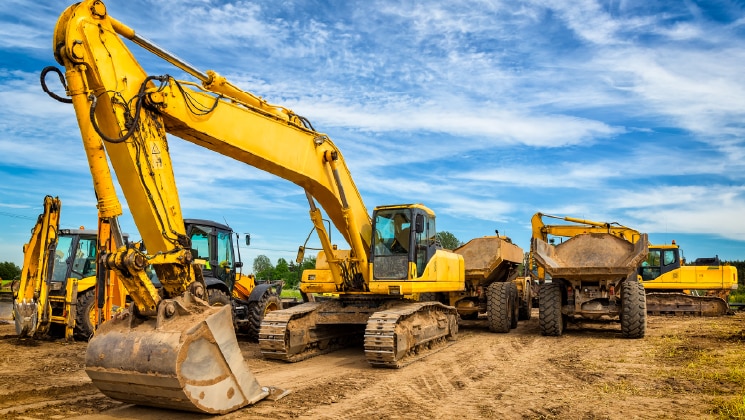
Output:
top-left (85, 293), bottom-right (269, 414)
top-left (12, 300), bottom-right (38, 337)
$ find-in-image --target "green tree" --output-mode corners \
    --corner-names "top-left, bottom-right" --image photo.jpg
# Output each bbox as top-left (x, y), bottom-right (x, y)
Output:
top-left (283, 257), bottom-right (317, 289)
top-left (724, 260), bottom-right (745, 286)
top-left (273, 258), bottom-right (290, 282)
top-left (252, 255), bottom-right (274, 280)
top-left (0, 261), bottom-right (21, 280)
top-left (436, 231), bottom-right (462, 250)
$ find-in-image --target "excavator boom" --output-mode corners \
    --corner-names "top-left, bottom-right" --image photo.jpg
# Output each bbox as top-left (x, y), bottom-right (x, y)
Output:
top-left (51, 1), bottom-right (461, 405)
top-left (52, 1), bottom-right (274, 413)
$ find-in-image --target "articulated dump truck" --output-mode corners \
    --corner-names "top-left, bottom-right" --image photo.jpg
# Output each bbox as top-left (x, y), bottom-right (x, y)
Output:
top-left (450, 236), bottom-right (531, 332)
top-left (532, 222), bottom-right (649, 338)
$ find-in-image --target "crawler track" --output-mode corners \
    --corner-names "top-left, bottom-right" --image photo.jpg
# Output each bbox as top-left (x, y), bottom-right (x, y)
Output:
top-left (646, 292), bottom-right (731, 316)
top-left (259, 302), bottom-right (366, 362)
top-left (364, 301), bottom-right (459, 368)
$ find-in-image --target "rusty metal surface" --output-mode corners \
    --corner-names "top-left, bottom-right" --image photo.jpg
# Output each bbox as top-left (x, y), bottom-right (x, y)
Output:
top-left (533, 233), bottom-right (648, 280)
top-left (453, 236), bottom-right (523, 282)
top-left (85, 295), bottom-right (269, 414)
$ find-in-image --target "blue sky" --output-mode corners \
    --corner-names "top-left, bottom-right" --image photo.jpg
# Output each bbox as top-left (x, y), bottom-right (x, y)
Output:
top-left (1, 0), bottom-right (744, 273)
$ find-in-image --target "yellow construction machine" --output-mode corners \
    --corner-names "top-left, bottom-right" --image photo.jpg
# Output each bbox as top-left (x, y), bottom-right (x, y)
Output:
top-left (42, 0), bottom-right (516, 413)
top-left (13, 196), bottom-right (269, 343)
top-left (640, 241), bottom-right (737, 316)
top-left (530, 213), bottom-right (649, 338)
top-left (13, 196), bottom-right (127, 340)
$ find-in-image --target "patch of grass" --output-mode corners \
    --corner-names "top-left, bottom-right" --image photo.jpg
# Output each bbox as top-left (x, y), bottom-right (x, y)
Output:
top-left (599, 379), bottom-right (641, 396)
top-left (729, 287), bottom-right (745, 304)
top-left (711, 394), bottom-right (745, 419)
top-left (280, 288), bottom-right (302, 299)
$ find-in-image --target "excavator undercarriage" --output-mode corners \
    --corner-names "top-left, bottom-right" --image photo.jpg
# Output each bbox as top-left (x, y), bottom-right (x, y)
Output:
top-left (260, 298), bottom-right (459, 368)
top-left (645, 292), bottom-right (731, 317)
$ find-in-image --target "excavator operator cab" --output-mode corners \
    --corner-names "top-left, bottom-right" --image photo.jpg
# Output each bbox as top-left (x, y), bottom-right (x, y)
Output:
top-left (184, 219), bottom-right (242, 292)
top-left (640, 245), bottom-right (681, 281)
top-left (372, 205), bottom-right (439, 279)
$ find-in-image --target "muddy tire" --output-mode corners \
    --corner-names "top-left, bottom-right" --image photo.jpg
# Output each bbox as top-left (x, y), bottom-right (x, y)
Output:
top-left (518, 283), bottom-right (533, 321)
top-left (620, 280), bottom-right (646, 339)
top-left (509, 283), bottom-right (519, 329)
top-left (539, 283), bottom-right (564, 336)
top-left (207, 288), bottom-right (232, 307)
top-left (247, 291), bottom-right (283, 342)
top-left (486, 282), bottom-right (513, 333)
top-left (73, 289), bottom-right (96, 341)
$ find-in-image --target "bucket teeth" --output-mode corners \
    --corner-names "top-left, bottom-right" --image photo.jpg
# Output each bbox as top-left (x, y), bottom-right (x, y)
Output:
top-left (85, 294), bottom-right (282, 414)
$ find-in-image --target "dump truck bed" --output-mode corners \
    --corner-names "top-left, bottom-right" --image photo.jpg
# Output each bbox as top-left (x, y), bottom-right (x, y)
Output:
top-left (533, 233), bottom-right (648, 281)
top-left (453, 236), bottom-right (523, 283)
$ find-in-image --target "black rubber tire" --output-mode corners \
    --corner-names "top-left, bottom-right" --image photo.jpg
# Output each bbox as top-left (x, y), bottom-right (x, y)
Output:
top-left (620, 280), bottom-right (647, 339)
top-left (518, 281), bottom-right (533, 321)
top-left (539, 283), bottom-right (564, 336)
top-left (247, 291), bottom-right (283, 342)
top-left (73, 288), bottom-right (96, 341)
top-left (486, 282), bottom-right (512, 333)
top-left (509, 283), bottom-right (519, 329)
top-left (207, 288), bottom-right (232, 307)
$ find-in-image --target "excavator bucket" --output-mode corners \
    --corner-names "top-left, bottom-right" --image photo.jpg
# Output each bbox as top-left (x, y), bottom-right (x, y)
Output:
top-left (85, 293), bottom-right (269, 414)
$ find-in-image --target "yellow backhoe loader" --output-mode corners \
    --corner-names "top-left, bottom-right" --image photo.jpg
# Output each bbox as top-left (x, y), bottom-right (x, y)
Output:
top-left (44, 1), bottom-right (530, 413)
top-left (13, 196), bottom-right (127, 340)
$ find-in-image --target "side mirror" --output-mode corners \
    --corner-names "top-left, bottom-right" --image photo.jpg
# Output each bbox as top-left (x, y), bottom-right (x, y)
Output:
top-left (415, 214), bottom-right (424, 233)
top-left (235, 261), bottom-right (243, 268)
top-left (245, 233), bottom-right (251, 246)
top-left (296, 246), bottom-right (305, 265)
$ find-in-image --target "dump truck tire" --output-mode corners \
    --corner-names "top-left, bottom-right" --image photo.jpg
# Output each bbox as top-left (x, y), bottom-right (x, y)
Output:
top-left (247, 291), bottom-right (282, 342)
top-left (518, 285), bottom-right (533, 321)
top-left (486, 282), bottom-right (512, 333)
top-left (621, 280), bottom-right (646, 339)
top-left (510, 283), bottom-right (519, 329)
top-left (207, 288), bottom-right (231, 306)
top-left (539, 283), bottom-right (563, 336)
top-left (74, 288), bottom-right (96, 340)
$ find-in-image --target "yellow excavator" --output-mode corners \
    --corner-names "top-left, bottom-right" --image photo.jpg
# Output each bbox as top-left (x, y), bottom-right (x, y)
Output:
top-left (46, 0), bottom-right (470, 413)
top-left (641, 241), bottom-right (737, 316)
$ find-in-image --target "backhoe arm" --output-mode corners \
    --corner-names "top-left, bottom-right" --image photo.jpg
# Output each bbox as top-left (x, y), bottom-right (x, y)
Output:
top-left (13, 195), bottom-right (61, 337)
top-left (531, 212), bottom-right (642, 244)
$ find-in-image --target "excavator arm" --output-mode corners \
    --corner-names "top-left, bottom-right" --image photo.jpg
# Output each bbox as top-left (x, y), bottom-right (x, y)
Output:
top-left (50, 0), bottom-right (462, 401)
top-left (53, 1), bottom-right (371, 294)
top-left (531, 212), bottom-right (643, 245)
top-left (51, 2), bottom-right (280, 413)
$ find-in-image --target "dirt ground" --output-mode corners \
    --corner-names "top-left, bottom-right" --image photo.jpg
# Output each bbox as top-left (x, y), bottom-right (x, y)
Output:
top-left (1, 300), bottom-right (745, 420)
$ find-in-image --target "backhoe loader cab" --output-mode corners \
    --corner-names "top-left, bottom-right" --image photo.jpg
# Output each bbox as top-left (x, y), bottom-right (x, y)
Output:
top-left (48, 229), bottom-right (128, 340)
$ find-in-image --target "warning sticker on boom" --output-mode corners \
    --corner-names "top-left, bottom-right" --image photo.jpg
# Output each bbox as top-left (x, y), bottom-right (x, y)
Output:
top-left (150, 142), bottom-right (163, 169)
